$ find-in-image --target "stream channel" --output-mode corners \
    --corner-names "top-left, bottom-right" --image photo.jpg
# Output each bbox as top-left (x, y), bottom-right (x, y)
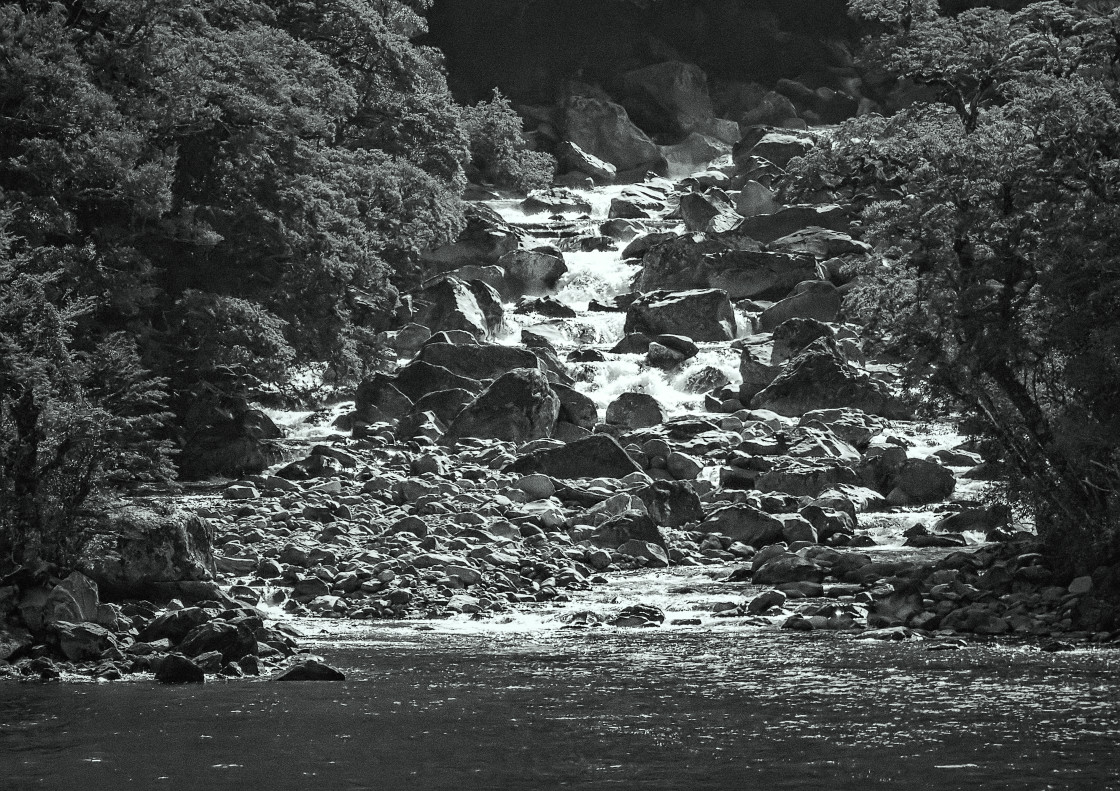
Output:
top-left (3, 187), bottom-right (1119, 790)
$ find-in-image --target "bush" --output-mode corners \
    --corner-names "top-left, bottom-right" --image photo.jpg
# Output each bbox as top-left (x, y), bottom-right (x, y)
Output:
top-left (459, 90), bottom-right (555, 192)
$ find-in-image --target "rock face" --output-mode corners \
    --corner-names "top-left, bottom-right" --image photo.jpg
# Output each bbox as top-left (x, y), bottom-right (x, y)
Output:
top-left (752, 338), bottom-right (900, 418)
top-left (506, 434), bottom-right (643, 479)
top-left (80, 506), bottom-right (216, 598)
top-left (444, 368), bottom-right (559, 444)
top-left (562, 95), bottom-right (666, 175)
top-left (411, 275), bottom-right (505, 339)
top-left (620, 60), bottom-right (716, 138)
top-left (625, 289), bottom-right (736, 341)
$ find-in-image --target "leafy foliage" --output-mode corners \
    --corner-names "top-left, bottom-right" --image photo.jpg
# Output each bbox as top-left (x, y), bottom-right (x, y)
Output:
top-left (792, 1), bottom-right (1120, 574)
top-left (459, 89), bottom-right (556, 192)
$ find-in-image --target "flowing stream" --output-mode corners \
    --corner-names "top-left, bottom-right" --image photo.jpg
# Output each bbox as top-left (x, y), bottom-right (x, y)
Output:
top-left (4, 186), bottom-right (1119, 789)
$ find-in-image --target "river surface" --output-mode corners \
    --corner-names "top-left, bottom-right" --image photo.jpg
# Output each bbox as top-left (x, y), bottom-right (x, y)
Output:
top-left (3, 567), bottom-right (1118, 790)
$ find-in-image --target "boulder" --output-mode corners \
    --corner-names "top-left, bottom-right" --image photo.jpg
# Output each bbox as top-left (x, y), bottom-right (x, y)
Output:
top-left (421, 203), bottom-right (520, 271)
top-left (770, 318), bottom-right (834, 367)
top-left (521, 189), bottom-right (592, 215)
top-left (392, 360), bottom-right (483, 404)
top-left (798, 408), bottom-right (887, 451)
top-left (620, 60), bottom-right (716, 138)
top-left (737, 93), bottom-right (800, 128)
top-left (618, 540), bottom-right (670, 567)
top-left (591, 510), bottom-right (667, 551)
top-left (155, 653), bottom-right (206, 683)
top-left (770, 227), bottom-right (872, 259)
top-left (739, 349), bottom-right (779, 402)
top-left (661, 133), bottom-right (734, 176)
top-left (498, 250), bottom-right (568, 297)
top-left (701, 505), bottom-right (785, 547)
top-left (735, 180), bottom-right (779, 218)
top-left (625, 289), bottom-right (736, 341)
top-left (703, 250), bottom-right (819, 300)
top-left (444, 368), bottom-right (559, 444)
top-left (556, 140), bottom-right (617, 182)
top-left (137, 607), bottom-right (212, 644)
top-left (605, 392), bottom-right (664, 429)
top-left (506, 434), bottom-right (643, 479)
top-left (759, 281), bottom-right (842, 331)
top-left (178, 397), bottom-right (282, 480)
top-left (623, 230), bottom-right (679, 260)
top-left (411, 389), bottom-right (475, 426)
top-left (891, 459), bottom-right (956, 505)
top-left (636, 480), bottom-right (704, 528)
top-left (636, 233), bottom-right (740, 292)
top-left (756, 460), bottom-right (861, 497)
top-left (411, 275), bottom-right (504, 339)
top-left (275, 658), bottom-right (346, 681)
top-left (752, 554), bottom-right (825, 585)
top-left (418, 342), bottom-right (544, 382)
top-left (354, 374), bottom-right (414, 422)
top-left (562, 95), bottom-right (666, 175)
top-left (609, 184), bottom-right (671, 219)
top-left (80, 506), bottom-right (216, 598)
top-left (752, 338), bottom-right (901, 418)
top-left (54, 621), bottom-right (118, 662)
top-left (553, 383), bottom-right (599, 430)
top-left (679, 189), bottom-right (742, 234)
top-left (737, 132), bottom-right (814, 168)
top-left (739, 204), bottom-right (849, 244)
top-left (178, 620), bottom-right (256, 663)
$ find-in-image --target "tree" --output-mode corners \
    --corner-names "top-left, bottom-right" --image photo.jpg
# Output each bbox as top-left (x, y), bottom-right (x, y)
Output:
top-left (789, 1), bottom-right (1120, 577)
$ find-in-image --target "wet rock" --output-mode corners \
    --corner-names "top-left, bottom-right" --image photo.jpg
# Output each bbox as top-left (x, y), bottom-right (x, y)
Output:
top-left (552, 384), bottom-right (598, 430)
top-left (618, 539), bottom-right (670, 567)
top-left (605, 392), bottom-right (664, 429)
top-left (418, 342), bottom-right (544, 382)
top-left (737, 131), bottom-right (814, 168)
top-left (556, 140), bottom-right (617, 182)
top-left (499, 249), bottom-right (568, 297)
top-left (610, 185), bottom-right (671, 219)
top-left (661, 132), bottom-right (735, 175)
top-left (752, 338), bottom-right (901, 418)
top-left (563, 96), bottom-right (666, 175)
top-left (620, 60), bottom-right (717, 138)
top-left (0, 626), bottom-right (32, 661)
top-left (444, 368), bottom-right (559, 444)
top-left (354, 374), bottom-right (414, 423)
top-left (507, 434), bottom-right (643, 479)
top-left (625, 289), bottom-right (736, 342)
top-left (179, 621), bottom-right (256, 663)
top-left (515, 296), bottom-right (577, 319)
top-left (610, 604), bottom-right (665, 627)
top-left (521, 189), bottom-right (592, 215)
top-left (610, 333), bottom-right (653, 354)
top-left (759, 281), bottom-right (842, 331)
top-left (680, 189), bottom-right (742, 234)
top-left (747, 589), bottom-right (787, 614)
top-left (155, 653), bottom-right (206, 683)
top-left (770, 227), bottom-right (872, 259)
top-left (80, 506), bottom-right (216, 599)
top-left (275, 658), bottom-right (346, 681)
top-left (799, 408), bottom-right (887, 451)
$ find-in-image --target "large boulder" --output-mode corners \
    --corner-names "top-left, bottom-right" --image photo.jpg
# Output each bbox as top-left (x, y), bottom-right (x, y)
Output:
top-left (609, 183), bottom-right (672, 219)
top-left (411, 275), bottom-right (504, 339)
top-left (625, 289), bottom-right (736, 341)
top-left (735, 180), bottom-right (779, 218)
top-left (752, 338), bottom-right (901, 418)
top-left (562, 95), bottom-right (666, 175)
top-left (661, 133), bottom-right (735, 176)
top-left (891, 458), bottom-right (957, 505)
top-left (759, 281), bottom-right (842, 331)
top-left (770, 227), bottom-right (872, 259)
top-left (179, 397), bottom-right (282, 480)
top-left (679, 189), bottom-right (742, 234)
top-left (422, 203), bottom-right (520, 271)
top-left (411, 388), bottom-right (476, 426)
top-left (620, 60), bottom-right (715, 138)
top-left (556, 140), bottom-right (617, 182)
top-left (798, 408), bottom-right (887, 451)
top-left (553, 383), bottom-right (599, 430)
top-left (505, 434), bottom-right (643, 479)
top-left (738, 204), bottom-right (849, 244)
top-left (80, 506), bottom-right (216, 599)
top-left (736, 131), bottom-right (814, 168)
top-left (418, 343), bottom-right (544, 382)
top-left (443, 368), bottom-right (559, 444)
top-left (392, 360), bottom-right (483, 403)
top-left (354, 374), bottom-right (414, 422)
top-left (636, 480), bottom-right (704, 528)
top-left (739, 349), bottom-right (779, 402)
top-left (770, 318), bottom-right (833, 367)
top-left (756, 460), bottom-right (862, 497)
top-left (605, 392), bottom-right (664, 429)
top-left (591, 510), bottom-right (667, 551)
top-left (701, 504), bottom-right (785, 547)
top-left (498, 249), bottom-right (568, 297)
top-left (636, 234), bottom-right (745, 292)
top-left (752, 553), bottom-right (825, 585)
top-left (702, 250), bottom-right (819, 300)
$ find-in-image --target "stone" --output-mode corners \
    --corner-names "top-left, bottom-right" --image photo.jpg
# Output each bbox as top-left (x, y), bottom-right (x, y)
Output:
top-left (737, 92), bottom-right (800, 127)
top-left (354, 374), bottom-right (415, 422)
top-left (556, 140), bottom-right (617, 182)
top-left (444, 368), bottom-right (560, 444)
top-left (553, 384), bottom-right (598, 430)
top-left (1068, 575), bottom-right (1094, 595)
top-left (418, 342), bottom-right (544, 382)
top-left (54, 621), bottom-right (118, 662)
top-left (618, 539), bottom-right (669, 567)
top-left (770, 227), bottom-right (872, 259)
top-left (42, 571), bottom-right (103, 627)
top-left (506, 434), bottom-right (643, 479)
top-left (610, 603), bottom-right (665, 628)
top-left (179, 621), bottom-right (256, 663)
top-left (636, 480), bottom-right (704, 528)
top-left (521, 189), bottom-right (592, 215)
top-left (80, 506), bottom-right (216, 598)
top-left (499, 250), bottom-right (568, 297)
top-left (752, 554), bottom-right (825, 585)
top-left (739, 349), bottom-right (778, 402)
top-left (610, 185), bottom-right (670, 220)
top-left (605, 392), bottom-right (664, 429)
top-left (275, 658), bottom-right (346, 681)
top-left (412, 389), bottom-right (475, 426)
top-left (178, 398), bottom-right (282, 480)
top-left (735, 180), bottom-right (779, 218)
top-left (591, 510), bottom-right (666, 551)
top-left (625, 289), bottom-right (736, 342)
top-left (747, 589), bottom-right (787, 614)
top-left (781, 516), bottom-right (818, 544)
top-left (411, 274), bottom-right (504, 339)
top-left (891, 459), bottom-right (956, 505)
top-left (661, 133), bottom-right (734, 176)
top-left (516, 296), bottom-right (577, 319)
top-left (739, 204), bottom-right (849, 244)
top-left (666, 451), bottom-right (703, 481)
top-left (701, 505), bottom-right (785, 547)
top-left (0, 625), bottom-right (32, 661)
top-left (752, 338), bottom-right (901, 418)
top-left (155, 653), bottom-right (206, 683)
top-left (620, 60), bottom-right (716, 138)
top-left (738, 132), bottom-right (814, 168)
top-left (703, 249), bottom-right (820, 301)
top-left (679, 189), bottom-right (741, 234)
top-left (421, 203), bottom-right (520, 271)
top-left (392, 360), bottom-right (483, 404)
top-left (759, 281), bottom-right (842, 331)
top-left (516, 474), bottom-right (556, 501)
top-left (799, 408), bottom-right (887, 451)
top-left (563, 95), bottom-right (666, 175)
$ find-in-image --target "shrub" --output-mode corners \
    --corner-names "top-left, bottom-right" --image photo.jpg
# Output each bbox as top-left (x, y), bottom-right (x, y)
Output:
top-left (459, 90), bottom-right (555, 192)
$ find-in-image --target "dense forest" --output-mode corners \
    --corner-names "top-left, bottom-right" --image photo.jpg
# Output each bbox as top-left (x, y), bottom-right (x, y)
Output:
top-left (1, 0), bottom-right (1118, 591)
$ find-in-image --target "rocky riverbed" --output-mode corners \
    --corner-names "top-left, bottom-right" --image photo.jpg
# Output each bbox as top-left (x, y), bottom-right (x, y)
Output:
top-left (3, 129), bottom-right (1118, 684)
